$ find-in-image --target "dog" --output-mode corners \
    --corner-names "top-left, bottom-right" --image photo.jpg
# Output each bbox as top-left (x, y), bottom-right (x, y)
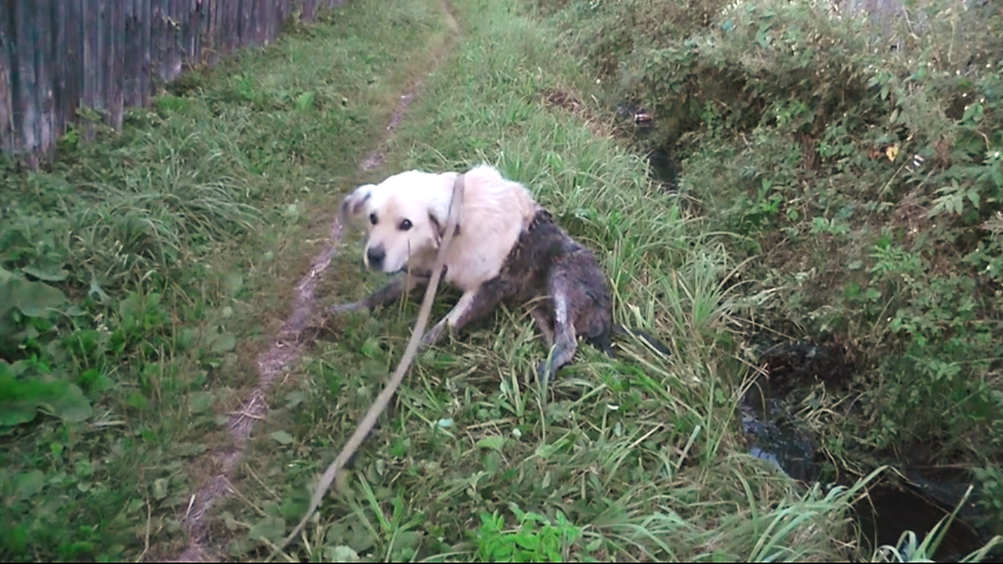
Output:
top-left (331, 164), bottom-right (669, 381)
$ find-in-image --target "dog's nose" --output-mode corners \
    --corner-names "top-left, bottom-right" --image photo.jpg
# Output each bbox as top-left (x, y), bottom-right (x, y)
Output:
top-left (366, 246), bottom-right (385, 268)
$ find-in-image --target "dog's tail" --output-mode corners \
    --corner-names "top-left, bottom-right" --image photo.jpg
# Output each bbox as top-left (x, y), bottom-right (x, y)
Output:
top-left (611, 324), bottom-right (672, 356)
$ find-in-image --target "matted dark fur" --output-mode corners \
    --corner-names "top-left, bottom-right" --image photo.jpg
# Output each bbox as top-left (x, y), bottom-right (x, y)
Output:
top-left (330, 206), bottom-right (669, 381)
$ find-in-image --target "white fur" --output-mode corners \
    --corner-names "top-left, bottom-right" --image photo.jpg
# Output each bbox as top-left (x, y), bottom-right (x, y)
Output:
top-left (343, 164), bottom-right (537, 293)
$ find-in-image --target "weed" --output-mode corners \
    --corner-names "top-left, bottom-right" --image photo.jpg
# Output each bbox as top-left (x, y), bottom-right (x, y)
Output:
top-left (541, 0), bottom-right (1003, 555)
top-left (0, 0), bottom-right (446, 559)
top-left (473, 505), bottom-right (582, 562)
top-left (220, 0), bottom-right (897, 562)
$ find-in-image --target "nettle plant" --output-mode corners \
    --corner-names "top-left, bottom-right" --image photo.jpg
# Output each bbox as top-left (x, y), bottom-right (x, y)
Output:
top-left (858, 230), bottom-right (998, 448)
top-left (855, 34), bottom-right (1003, 445)
top-left (0, 263), bottom-right (180, 435)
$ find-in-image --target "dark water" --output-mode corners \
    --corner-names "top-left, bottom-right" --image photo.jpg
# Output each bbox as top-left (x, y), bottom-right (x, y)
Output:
top-left (741, 391), bottom-right (818, 483)
top-left (739, 337), bottom-right (1001, 561)
top-left (853, 480), bottom-right (987, 561)
top-left (615, 103), bottom-right (680, 193)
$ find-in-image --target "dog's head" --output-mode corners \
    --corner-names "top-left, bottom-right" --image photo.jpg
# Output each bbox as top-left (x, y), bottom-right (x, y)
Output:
top-left (340, 170), bottom-right (460, 274)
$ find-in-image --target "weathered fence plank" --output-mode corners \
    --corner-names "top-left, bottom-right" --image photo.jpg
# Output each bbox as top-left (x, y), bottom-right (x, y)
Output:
top-left (156, 0), bottom-right (169, 84)
top-left (112, 0), bottom-right (125, 128)
top-left (53, 1), bottom-right (68, 141)
top-left (224, 0), bottom-right (236, 56)
top-left (80, 0), bottom-right (97, 140)
top-left (140, 0), bottom-right (152, 108)
top-left (66, 0), bottom-right (84, 137)
top-left (240, 0), bottom-right (251, 49)
top-left (202, 0), bottom-right (216, 66)
top-left (38, 0), bottom-right (54, 157)
top-left (0, 5), bottom-right (13, 156)
top-left (1, 0), bottom-right (349, 167)
top-left (188, 0), bottom-right (201, 69)
top-left (167, 0), bottom-right (180, 81)
top-left (302, 0), bottom-right (317, 23)
top-left (14, 1), bottom-right (38, 164)
top-left (123, 0), bottom-right (139, 107)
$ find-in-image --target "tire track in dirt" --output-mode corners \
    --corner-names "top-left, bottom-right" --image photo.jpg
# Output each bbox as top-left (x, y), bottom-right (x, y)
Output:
top-left (169, 3), bottom-right (459, 561)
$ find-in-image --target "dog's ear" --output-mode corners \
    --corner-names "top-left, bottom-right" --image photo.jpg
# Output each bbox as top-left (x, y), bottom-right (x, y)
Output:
top-left (340, 184), bottom-right (374, 224)
top-left (427, 173), bottom-right (462, 245)
top-left (426, 212), bottom-right (461, 245)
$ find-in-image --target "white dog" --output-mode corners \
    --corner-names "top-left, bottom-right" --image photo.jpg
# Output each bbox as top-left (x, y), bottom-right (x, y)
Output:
top-left (331, 164), bottom-right (669, 380)
top-left (336, 165), bottom-right (539, 343)
top-left (350, 165), bottom-right (535, 286)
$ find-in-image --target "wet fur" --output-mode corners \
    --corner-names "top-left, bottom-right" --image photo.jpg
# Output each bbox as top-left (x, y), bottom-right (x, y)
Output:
top-left (440, 205), bottom-right (618, 380)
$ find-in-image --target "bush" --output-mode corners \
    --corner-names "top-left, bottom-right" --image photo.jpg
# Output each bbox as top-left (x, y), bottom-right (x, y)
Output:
top-left (547, 0), bottom-right (1003, 486)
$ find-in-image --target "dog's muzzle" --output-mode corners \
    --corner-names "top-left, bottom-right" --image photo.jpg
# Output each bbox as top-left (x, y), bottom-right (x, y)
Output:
top-left (366, 246), bottom-right (386, 270)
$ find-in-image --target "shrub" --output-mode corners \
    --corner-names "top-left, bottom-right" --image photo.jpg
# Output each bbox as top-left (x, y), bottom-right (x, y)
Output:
top-left (547, 0), bottom-right (1003, 490)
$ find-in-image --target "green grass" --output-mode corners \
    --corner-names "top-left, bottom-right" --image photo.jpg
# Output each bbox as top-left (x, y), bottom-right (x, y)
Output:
top-left (214, 0), bottom-right (955, 561)
top-left (0, 0), bottom-right (450, 560)
top-left (5, 0), bottom-right (1002, 561)
top-left (536, 0), bottom-right (1003, 557)
top-left (534, 0), bottom-right (1003, 512)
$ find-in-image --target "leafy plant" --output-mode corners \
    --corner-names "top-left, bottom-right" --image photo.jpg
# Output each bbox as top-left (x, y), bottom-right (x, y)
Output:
top-left (547, 0), bottom-right (1003, 547)
top-left (473, 505), bottom-right (582, 563)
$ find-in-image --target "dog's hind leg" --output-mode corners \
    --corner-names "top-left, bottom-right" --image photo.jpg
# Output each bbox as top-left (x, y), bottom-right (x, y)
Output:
top-left (537, 286), bottom-right (579, 385)
top-left (529, 304), bottom-right (555, 345)
top-left (328, 271), bottom-right (431, 315)
top-left (585, 330), bottom-right (615, 359)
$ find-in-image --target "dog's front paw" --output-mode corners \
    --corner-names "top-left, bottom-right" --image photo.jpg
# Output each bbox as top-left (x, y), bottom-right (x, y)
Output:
top-left (419, 321), bottom-right (448, 348)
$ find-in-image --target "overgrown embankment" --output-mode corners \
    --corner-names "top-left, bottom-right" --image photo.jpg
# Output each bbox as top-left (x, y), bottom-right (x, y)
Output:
top-left (1, 0), bottom-right (450, 560)
top-left (539, 0), bottom-right (1003, 548)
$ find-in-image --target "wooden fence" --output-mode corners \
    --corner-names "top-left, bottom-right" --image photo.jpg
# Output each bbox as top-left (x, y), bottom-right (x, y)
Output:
top-left (0, 0), bottom-right (346, 168)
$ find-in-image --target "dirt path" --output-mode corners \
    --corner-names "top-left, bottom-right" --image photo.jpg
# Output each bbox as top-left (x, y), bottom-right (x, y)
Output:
top-left (169, 3), bottom-right (460, 561)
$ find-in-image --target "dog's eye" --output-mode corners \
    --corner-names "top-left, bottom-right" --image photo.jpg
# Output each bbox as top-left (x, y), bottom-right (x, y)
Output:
top-left (398, 219), bottom-right (412, 231)
top-left (369, 213), bottom-right (378, 225)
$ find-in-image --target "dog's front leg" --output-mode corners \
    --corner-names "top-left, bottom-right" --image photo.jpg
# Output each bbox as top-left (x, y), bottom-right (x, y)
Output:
top-left (419, 279), bottom-right (507, 348)
top-left (328, 271), bottom-right (431, 315)
top-left (418, 290), bottom-right (478, 348)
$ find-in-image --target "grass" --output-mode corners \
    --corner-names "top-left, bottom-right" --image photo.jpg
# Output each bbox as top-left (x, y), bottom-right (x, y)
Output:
top-left (0, 0), bottom-right (450, 560)
top-left (213, 0), bottom-right (964, 561)
top-left (524, 0), bottom-right (1003, 536)
top-left (4, 0), bottom-right (1001, 561)
top-left (537, 0), bottom-right (1003, 557)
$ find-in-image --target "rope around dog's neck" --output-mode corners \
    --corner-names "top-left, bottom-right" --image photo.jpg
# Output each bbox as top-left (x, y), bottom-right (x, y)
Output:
top-left (269, 173), bottom-right (465, 560)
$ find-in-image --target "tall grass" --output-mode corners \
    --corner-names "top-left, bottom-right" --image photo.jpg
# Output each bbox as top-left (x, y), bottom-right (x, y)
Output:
top-left (218, 0), bottom-right (920, 561)
top-left (0, 0), bottom-right (449, 560)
